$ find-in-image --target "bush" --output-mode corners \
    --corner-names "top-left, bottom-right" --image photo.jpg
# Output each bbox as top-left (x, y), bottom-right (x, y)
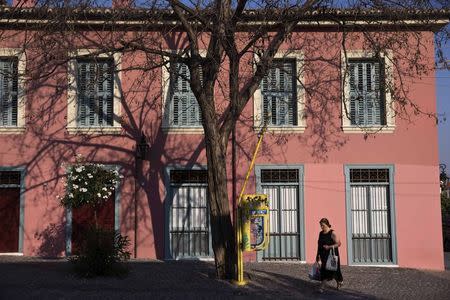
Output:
top-left (70, 227), bottom-right (131, 278)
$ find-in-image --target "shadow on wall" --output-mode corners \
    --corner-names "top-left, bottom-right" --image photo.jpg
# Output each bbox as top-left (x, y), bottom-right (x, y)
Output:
top-left (34, 223), bottom-right (65, 258)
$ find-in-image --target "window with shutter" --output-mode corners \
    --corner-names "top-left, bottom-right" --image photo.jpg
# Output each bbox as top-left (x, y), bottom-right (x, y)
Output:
top-left (348, 59), bottom-right (385, 126)
top-left (0, 59), bottom-right (18, 127)
top-left (169, 62), bottom-right (202, 127)
top-left (261, 60), bottom-right (297, 126)
top-left (76, 59), bottom-right (114, 127)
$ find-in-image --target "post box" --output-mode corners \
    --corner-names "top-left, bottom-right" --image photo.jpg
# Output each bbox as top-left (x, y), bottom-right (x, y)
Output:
top-left (239, 194), bottom-right (269, 251)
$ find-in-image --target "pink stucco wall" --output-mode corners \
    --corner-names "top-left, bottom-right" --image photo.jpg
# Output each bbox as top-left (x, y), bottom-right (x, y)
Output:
top-left (0, 28), bottom-right (444, 270)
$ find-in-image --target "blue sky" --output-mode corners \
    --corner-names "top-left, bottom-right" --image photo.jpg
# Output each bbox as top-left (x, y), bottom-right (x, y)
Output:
top-left (437, 53), bottom-right (450, 168)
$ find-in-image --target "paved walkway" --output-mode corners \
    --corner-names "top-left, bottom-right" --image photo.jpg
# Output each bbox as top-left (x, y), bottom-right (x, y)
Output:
top-left (0, 256), bottom-right (449, 299)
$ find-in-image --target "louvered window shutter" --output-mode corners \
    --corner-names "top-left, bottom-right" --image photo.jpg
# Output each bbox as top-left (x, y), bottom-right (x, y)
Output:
top-left (170, 62), bottom-right (202, 127)
top-left (77, 59), bottom-right (114, 127)
top-left (261, 60), bottom-right (296, 126)
top-left (0, 59), bottom-right (18, 127)
top-left (348, 60), bottom-right (384, 126)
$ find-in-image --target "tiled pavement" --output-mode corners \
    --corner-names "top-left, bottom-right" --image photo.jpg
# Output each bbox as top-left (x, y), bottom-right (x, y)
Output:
top-left (0, 255), bottom-right (449, 300)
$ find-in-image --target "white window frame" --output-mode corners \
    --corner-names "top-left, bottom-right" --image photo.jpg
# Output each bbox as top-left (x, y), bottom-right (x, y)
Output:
top-left (161, 50), bottom-right (205, 134)
top-left (67, 49), bottom-right (122, 134)
top-left (341, 50), bottom-right (395, 133)
top-left (253, 51), bottom-right (305, 133)
top-left (0, 49), bottom-right (26, 134)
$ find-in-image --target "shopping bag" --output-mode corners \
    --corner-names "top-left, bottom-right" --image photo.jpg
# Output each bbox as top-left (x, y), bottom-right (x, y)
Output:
top-left (308, 262), bottom-right (321, 281)
top-left (325, 247), bottom-right (338, 271)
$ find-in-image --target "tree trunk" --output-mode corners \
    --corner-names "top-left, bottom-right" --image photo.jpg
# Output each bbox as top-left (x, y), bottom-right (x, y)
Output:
top-left (205, 132), bottom-right (236, 280)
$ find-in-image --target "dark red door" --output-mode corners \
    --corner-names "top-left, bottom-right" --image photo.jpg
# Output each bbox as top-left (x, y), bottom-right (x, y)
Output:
top-left (71, 193), bottom-right (115, 254)
top-left (0, 188), bottom-right (20, 252)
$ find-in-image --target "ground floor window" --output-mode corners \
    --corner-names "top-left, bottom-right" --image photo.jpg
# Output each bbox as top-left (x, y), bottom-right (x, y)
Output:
top-left (256, 166), bottom-right (304, 261)
top-left (166, 169), bottom-right (211, 259)
top-left (0, 170), bottom-right (22, 253)
top-left (345, 166), bottom-right (397, 264)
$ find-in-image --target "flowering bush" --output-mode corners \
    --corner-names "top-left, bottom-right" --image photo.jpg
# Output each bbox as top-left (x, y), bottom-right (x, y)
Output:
top-left (60, 158), bottom-right (122, 209)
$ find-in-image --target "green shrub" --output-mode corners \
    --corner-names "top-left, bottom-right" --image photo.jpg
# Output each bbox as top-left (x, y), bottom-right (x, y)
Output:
top-left (70, 227), bottom-right (131, 278)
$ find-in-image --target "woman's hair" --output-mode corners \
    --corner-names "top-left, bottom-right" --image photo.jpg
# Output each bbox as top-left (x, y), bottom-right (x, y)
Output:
top-left (319, 218), bottom-right (331, 228)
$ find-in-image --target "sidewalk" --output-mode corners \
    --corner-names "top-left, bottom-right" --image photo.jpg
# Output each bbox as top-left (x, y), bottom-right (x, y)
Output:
top-left (0, 256), bottom-right (449, 300)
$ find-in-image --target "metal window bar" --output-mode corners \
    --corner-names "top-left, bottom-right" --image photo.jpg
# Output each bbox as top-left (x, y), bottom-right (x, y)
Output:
top-left (169, 170), bottom-right (210, 259)
top-left (350, 170), bottom-right (392, 263)
top-left (0, 171), bottom-right (21, 186)
top-left (261, 184), bottom-right (300, 261)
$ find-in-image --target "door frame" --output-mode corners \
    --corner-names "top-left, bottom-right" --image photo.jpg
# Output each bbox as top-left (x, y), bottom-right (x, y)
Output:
top-left (0, 166), bottom-right (26, 254)
top-left (65, 165), bottom-right (121, 256)
top-left (255, 164), bottom-right (305, 262)
top-left (344, 164), bottom-right (398, 266)
top-left (164, 164), bottom-right (213, 260)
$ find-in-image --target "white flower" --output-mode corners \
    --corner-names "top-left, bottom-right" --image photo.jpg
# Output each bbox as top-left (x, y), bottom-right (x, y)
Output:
top-left (87, 173), bottom-right (93, 178)
top-left (81, 188), bottom-right (87, 192)
top-left (73, 184), bottom-right (78, 189)
top-left (102, 187), bottom-right (107, 191)
top-left (69, 193), bottom-right (74, 198)
top-left (75, 167), bottom-right (83, 173)
top-left (119, 175), bottom-right (124, 179)
top-left (97, 193), bottom-right (101, 197)
top-left (85, 182), bottom-right (88, 185)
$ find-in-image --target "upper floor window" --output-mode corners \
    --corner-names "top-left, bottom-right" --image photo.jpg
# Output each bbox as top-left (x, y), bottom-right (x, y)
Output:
top-left (253, 51), bottom-right (305, 133)
top-left (261, 60), bottom-right (297, 126)
top-left (169, 63), bottom-right (201, 127)
top-left (348, 59), bottom-right (385, 126)
top-left (342, 51), bottom-right (395, 133)
top-left (162, 59), bottom-right (203, 134)
top-left (67, 50), bottom-right (122, 134)
top-left (0, 49), bottom-right (26, 134)
top-left (76, 59), bottom-right (114, 127)
top-left (0, 58), bottom-right (18, 127)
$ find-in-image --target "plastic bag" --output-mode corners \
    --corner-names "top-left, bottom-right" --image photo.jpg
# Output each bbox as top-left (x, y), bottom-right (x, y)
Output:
top-left (325, 247), bottom-right (338, 271)
top-left (308, 262), bottom-right (321, 281)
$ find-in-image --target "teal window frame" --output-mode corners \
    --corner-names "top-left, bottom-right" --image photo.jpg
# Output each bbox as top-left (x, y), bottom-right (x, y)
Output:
top-left (344, 164), bottom-right (398, 265)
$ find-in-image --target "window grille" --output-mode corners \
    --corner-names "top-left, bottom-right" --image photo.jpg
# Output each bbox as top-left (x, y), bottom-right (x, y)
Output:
top-left (0, 171), bottom-right (21, 185)
top-left (349, 168), bottom-right (392, 263)
top-left (350, 168), bottom-right (389, 183)
top-left (170, 170), bottom-right (208, 184)
top-left (261, 169), bottom-right (299, 183)
top-left (0, 59), bottom-right (18, 127)
top-left (77, 59), bottom-right (114, 126)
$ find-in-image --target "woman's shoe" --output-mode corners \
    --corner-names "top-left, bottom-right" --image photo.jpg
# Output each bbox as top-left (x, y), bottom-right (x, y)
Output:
top-left (336, 281), bottom-right (343, 290)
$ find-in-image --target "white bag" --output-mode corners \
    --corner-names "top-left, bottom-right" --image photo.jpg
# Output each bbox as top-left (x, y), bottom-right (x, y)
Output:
top-left (325, 247), bottom-right (338, 271)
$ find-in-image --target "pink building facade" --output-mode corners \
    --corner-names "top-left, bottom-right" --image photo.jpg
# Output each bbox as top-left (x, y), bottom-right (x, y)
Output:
top-left (0, 5), bottom-right (448, 271)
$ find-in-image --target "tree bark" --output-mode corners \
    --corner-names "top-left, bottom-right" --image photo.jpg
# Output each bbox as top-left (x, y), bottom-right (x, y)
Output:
top-left (204, 129), bottom-right (236, 279)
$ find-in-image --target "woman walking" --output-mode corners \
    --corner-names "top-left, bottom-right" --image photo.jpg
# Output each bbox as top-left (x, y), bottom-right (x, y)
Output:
top-left (316, 218), bottom-right (343, 292)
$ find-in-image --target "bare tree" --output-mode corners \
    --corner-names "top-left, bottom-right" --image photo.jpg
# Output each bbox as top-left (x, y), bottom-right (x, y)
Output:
top-left (2, 0), bottom-right (449, 279)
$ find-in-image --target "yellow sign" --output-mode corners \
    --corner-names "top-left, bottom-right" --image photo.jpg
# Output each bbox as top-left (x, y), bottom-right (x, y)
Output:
top-left (239, 194), bottom-right (270, 251)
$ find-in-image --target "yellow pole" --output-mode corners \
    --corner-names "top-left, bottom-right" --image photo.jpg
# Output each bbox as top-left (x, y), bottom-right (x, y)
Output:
top-left (234, 122), bottom-right (268, 285)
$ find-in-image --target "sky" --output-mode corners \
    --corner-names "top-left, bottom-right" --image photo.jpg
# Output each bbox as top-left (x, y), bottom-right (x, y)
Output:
top-left (437, 56), bottom-right (450, 168)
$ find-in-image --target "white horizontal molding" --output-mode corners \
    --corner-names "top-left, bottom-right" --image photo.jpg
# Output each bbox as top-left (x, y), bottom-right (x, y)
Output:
top-left (162, 127), bottom-right (204, 134)
top-left (342, 125), bottom-right (395, 133)
top-left (67, 126), bottom-right (122, 135)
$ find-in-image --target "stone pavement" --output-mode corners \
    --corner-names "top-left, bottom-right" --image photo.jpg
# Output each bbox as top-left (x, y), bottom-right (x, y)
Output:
top-left (0, 255), bottom-right (449, 300)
